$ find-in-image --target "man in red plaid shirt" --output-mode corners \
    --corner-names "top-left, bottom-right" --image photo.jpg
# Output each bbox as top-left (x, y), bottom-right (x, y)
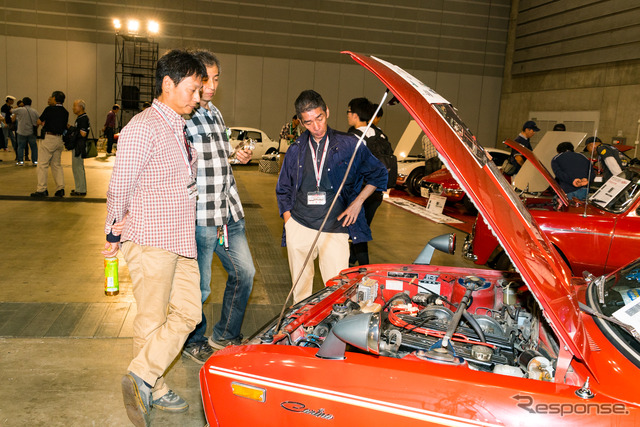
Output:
top-left (102, 49), bottom-right (206, 427)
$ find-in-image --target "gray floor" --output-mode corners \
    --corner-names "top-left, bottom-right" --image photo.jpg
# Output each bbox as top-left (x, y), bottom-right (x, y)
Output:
top-left (0, 148), bottom-right (478, 426)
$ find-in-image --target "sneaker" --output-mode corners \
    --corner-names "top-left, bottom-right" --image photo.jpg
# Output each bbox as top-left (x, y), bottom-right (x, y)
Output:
top-left (152, 389), bottom-right (189, 413)
top-left (121, 372), bottom-right (151, 427)
top-left (16, 161), bottom-right (24, 166)
top-left (70, 190), bottom-right (86, 196)
top-left (182, 341), bottom-right (215, 364)
top-left (208, 334), bottom-right (243, 350)
top-left (30, 190), bottom-right (48, 198)
top-left (54, 189), bottom-right (64, 197)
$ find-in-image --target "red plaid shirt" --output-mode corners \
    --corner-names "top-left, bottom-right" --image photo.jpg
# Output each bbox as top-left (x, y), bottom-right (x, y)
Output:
top-left (105, 99), bottom-right (198, 258)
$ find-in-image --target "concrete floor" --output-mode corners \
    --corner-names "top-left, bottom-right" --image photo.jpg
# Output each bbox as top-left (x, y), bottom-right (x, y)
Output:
top-left (0, 148), bottom-right (477, 426)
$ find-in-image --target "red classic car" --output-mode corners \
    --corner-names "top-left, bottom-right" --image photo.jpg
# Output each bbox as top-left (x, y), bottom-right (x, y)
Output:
top-left (463, 139), bottom-right (640, 275)
top-left (200, 53), bottom-right (640, 426)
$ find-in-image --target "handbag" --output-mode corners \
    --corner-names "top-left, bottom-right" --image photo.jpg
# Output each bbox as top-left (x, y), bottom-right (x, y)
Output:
top-left (84, 128), bottom-right (98, 158)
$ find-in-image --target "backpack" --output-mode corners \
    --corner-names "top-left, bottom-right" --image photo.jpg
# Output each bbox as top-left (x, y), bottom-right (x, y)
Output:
top-left (353, 128), bottom-right (398, 189)
top-left (63, 126), bottom-right (80, 150)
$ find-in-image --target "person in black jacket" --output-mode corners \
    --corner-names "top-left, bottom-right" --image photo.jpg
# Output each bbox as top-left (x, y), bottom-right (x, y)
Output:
top-left (551, 142), bottom-right (594, 201)
top-left (346, 97), bottom-right (394, 266)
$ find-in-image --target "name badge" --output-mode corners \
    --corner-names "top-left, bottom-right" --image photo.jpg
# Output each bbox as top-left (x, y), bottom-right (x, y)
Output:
top-left (308, 191), bottom-right (326, 205)
top-left (188, 180), bottom-right (198, 200)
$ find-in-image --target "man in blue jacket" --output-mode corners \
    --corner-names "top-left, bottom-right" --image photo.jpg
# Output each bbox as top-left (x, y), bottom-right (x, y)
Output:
top-left (551, 141), bottom-right (594, 201)
top-left (276, 90), bottom-right (387, 303)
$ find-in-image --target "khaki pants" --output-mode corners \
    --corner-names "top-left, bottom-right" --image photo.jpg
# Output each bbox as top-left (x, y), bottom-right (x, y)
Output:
top-left (121, 242), bottom-right (201, 398)
top-left (37, 134), bottom-right (64, 192)
top-left (285, 218), bottom-right (349, 304)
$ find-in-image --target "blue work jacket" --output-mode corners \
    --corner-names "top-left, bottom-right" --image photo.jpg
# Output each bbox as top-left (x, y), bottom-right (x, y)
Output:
top-left (276, 127), bottom-right (388, 246)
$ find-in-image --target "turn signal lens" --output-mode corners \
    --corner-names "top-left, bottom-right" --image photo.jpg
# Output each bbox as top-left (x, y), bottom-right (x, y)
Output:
top-left (231, 382), bottom-right (266, 402)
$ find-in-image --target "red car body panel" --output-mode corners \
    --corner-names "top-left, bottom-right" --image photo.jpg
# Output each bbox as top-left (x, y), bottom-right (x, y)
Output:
top-left (200, 53), bottom-right (640, 426)
top-left (469, 141), bottom-right (640, 276)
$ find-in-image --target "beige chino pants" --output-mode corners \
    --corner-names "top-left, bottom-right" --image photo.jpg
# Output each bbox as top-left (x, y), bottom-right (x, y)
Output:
top-left (121, 242), bottom-right (201, 399)
top-left (36, 134), bottom-right (65, 192)
top-left (285, 218), bottom-right (349, 304)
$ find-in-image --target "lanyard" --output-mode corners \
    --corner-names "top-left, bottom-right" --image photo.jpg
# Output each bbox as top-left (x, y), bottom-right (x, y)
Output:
top-left (152, 104), bottom-right (192, 177)
top-left (309, 135), bottom-right (329, 189)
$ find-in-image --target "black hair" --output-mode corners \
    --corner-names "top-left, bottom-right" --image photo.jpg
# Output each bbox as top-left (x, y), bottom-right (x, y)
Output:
top-left (348, 97), bottom-right (372, 122)
top-left (553, 123), bottom-right (566, 131)
top-left (373, 104), bottom-right (383, 119)
top-left (295, 90), bottom-right (326, 116)
top-left (22, 97), bottom-right (32, 106)
top-left (52, 91), bottom-right (65, 104)
top-left (556, 142), bottom-right (574, 153)
top-left (292, 114), bottom-right (298, 120)
top-left (192, 49), bottom-right (221, 74)
top-left (112, 104), bottom-right (120, 110)
top-left (155, 49), bottom-right (207, 97)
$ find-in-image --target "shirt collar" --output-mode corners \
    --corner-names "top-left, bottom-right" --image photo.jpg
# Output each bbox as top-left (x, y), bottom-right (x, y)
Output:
top-left (153, 99), bottom-right (186, 128)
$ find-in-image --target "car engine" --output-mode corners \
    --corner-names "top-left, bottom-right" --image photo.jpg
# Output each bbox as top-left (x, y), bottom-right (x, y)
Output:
top-left (253, 267), bottom-right (559, 382)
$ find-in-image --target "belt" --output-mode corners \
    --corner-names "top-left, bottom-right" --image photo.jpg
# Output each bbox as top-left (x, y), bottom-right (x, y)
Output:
top-left (46, 132), bottom-right (62, 136)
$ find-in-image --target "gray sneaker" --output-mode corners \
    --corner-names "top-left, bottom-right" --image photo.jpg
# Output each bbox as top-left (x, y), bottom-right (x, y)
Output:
top-left (152, 389), bottom-right (189, 413)
top-left (208, 334), bottom-right (243, 350)
top-left (182, 341), bottom-right (215, 365)
top-left (121, 372), bottom-right (151, 427)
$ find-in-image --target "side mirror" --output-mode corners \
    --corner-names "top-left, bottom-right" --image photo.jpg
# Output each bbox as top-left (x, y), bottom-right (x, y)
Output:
top-left (413, 233), bottom-right (456, 265)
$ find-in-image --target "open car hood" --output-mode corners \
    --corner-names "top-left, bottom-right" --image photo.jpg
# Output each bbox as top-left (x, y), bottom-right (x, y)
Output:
top-left (345, 52), bottom-right (590, 364)
top-left (504, 139), bottom-right (570, 207)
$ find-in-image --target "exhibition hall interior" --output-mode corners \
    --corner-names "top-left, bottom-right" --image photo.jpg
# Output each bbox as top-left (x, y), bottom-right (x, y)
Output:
top-left (2, 1), bottom-right (640, 426)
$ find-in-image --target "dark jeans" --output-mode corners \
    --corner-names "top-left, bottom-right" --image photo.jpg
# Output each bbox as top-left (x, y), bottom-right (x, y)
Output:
top-left (186, 216), bottom-right (255, 345)
top-left (349, 191), bottom-right (384, 266)
top-left (105, 127), bottom-right (116, 153)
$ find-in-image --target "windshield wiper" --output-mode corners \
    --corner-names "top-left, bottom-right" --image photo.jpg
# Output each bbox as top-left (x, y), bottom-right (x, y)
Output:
top-left (579, 302), bottom-right (640, 341)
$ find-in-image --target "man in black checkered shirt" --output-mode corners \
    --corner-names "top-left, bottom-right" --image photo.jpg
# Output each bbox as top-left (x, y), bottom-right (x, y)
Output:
top-left (182, 50), bottom-right (256, 364)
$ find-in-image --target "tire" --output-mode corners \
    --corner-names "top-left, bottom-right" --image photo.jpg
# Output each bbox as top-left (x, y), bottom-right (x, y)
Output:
top-left (462, 195), bottom-right (477, 215)
top-left (406, 167), bottom-right (425, 196)
top-left (265, 147), bottom-right (277, 155)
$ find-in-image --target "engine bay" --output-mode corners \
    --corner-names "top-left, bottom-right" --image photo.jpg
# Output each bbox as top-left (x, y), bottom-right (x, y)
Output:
top-left (252, 266), bottom-right (561, 382)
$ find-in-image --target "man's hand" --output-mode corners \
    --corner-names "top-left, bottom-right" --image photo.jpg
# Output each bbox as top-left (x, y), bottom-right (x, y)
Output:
top-left (235, 148), bottom-right (252, 164)
top-left (515, 154), bottom-right (525, 165)
top-left (283, 211), bottom-right (291, 224)
top-left (102, 241), bottom-right (119, 257)
top-left (337, 200), bottom-right (364, 227)
top-left (573, 178), bottom-right (589, 187)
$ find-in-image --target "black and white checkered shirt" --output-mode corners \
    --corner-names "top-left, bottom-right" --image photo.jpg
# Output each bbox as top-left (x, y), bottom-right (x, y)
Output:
top-left (185, 102), bottom-right (244, 227)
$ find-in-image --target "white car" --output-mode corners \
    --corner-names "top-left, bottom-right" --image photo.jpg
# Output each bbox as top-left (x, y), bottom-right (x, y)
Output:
top-left (228, 127), bottom-right (280, 162)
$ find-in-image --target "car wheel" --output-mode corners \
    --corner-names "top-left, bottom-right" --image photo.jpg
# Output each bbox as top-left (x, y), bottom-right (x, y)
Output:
top-left (265, 147), bottom-right (277, 155)
top-left (462, 195), bottom-right (477, 215)
top-left (406, 167), bottom-right (425, 196)
top-left (492, 251), bottom-right (513, 271)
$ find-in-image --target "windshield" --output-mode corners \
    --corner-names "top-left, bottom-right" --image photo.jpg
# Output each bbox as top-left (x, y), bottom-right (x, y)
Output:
top-left (589, 260), bottom-right (640, 365)
top-left (588, 166), bottom-right (640, 213)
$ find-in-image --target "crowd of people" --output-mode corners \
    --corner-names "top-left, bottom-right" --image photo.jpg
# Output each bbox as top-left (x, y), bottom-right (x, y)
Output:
top-left (97, 48), bottom-right (393, 427)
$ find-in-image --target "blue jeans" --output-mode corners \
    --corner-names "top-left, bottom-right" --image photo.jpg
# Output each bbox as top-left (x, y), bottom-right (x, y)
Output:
top-left (566, 187), bottom-right (588, 201)
top-left (186, 216), bottom-right (255, 345)
top-left (17, 134), bottom-right (37, 163)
